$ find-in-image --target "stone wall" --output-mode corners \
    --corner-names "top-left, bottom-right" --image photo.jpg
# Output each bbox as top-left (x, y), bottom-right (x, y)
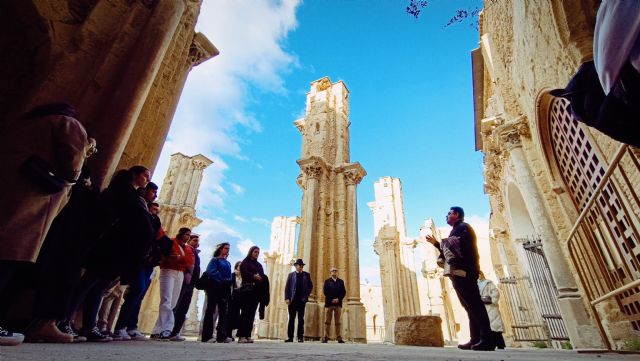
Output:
top-left (475, 0), bottom-right (638, 350)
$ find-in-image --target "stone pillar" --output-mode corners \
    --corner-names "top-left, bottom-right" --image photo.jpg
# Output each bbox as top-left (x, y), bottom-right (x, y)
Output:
top-left (294, 78), bottom-right (367, 343)
top-left (259, 216), bottom-right (299, 339)
top-left (344, 166), bottom-right (367, 343)
top-left (498, 120), bottom-right (606, 350)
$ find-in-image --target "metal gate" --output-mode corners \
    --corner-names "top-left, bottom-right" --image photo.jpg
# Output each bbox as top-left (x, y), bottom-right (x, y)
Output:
top-left (499, 276), bottom-right (548, 342)
top-left (522, 238), bottom-right (570, 341)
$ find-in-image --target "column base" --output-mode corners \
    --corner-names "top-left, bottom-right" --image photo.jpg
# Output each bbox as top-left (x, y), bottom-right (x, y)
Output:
top-left (557, 294), bottom-right (607, 350)
top-left (303, 301), bottom-right (322, 340)
top-left (347, 301), bottom-right (367, 343)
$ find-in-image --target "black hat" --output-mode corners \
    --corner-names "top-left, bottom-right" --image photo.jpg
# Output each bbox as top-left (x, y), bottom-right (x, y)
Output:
top-left (293, 259), bottom-right (305, 266)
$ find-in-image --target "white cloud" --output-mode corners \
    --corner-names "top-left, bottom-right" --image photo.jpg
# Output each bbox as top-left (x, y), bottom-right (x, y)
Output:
top-left (230, 183), bottom-right (245, 195)
top-left (237, 239), bottom-right (256, 257)
top-left (152, 0), bottom-right (301, 216)
top-left (251, 217), bottom-right (272, 227)
top-left (233, 215), bottom-right (249, 223)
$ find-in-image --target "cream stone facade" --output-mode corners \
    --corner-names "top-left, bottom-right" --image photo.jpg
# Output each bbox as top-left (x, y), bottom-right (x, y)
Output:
top-left (1, 0), bottom-right (218, 189)
top-left (294, 77), bottom-right (367, 342)
top-left (474, 0), bottom-right (640, 350)
top-left (258, 216), bottom-right (299, 340)
top-left (138, 153), bottom-right (212, 334)
top-left (368, 177), bottom-right (421, 342)
top-left (360, 283), bottom-right (385, 343)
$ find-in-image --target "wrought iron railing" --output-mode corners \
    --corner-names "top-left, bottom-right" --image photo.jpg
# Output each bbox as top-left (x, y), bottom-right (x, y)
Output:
top-left (566, 144), bottom-right (640, 346)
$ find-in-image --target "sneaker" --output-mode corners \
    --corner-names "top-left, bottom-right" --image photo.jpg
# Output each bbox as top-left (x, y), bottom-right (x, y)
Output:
top-left (59, 322), bottom-right (86, 343)
top-left (84, 327), bottom-right (112, 342)
top-left (157, 330), bottom-right (172, 341)
top-left (127, 329), bottom-right (147, 341)
top-left (170, 333), bottom-right (185, 342)
top-left (246, 337), bottom-right (254, 343)
top-left (112, 328), bottom-right (131, 341)
top-left (0, 326), bottom-right (24, 346)
top-left (150, 333), bottom-right (160, 339)
top-left (220, 337), bottom-right (233, 343)
top-left (25, 320), bottom-right (73, 343)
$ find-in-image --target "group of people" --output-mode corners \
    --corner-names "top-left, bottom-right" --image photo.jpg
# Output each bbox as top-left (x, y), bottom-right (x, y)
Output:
top-left (283, 259), bottom-right (347, 343)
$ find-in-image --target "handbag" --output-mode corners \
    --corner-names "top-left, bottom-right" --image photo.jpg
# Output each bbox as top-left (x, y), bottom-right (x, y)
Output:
top-left (195, 273), bottom-right (214, 291)
top-left (19, 155), bottom-right (69, 194)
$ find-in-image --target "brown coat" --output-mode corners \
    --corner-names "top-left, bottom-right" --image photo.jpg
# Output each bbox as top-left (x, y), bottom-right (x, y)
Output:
top-left (0, 114), bottom-right (89, 262)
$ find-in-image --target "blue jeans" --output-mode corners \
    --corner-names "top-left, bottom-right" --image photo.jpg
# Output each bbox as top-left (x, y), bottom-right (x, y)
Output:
top-left (114, 265), bottom-right (154, 331)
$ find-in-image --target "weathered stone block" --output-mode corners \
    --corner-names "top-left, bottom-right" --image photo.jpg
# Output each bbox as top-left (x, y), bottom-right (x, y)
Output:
top-left (394, 316), bottom-right (444, 347)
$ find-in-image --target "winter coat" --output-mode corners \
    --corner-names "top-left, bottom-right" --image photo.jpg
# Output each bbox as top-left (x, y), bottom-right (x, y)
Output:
top-left (284, 271), bottom-right (313, 303)
top-left (323, 277), bottom-right (346, 307)
top-left (0, 112), bottom-right (89, 262)
top-left (478, 279), bottom-right (505, 332)
top-left (84, 183), bottom-right (154, 281)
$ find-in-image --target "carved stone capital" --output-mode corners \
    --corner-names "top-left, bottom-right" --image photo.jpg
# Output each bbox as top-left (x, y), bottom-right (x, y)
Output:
top-left (342, 162), bottom-right (366, 186)
top-left (496, 116), bottom-right (531, 151)
top-left (189, 33), bottom-right (219, 66)
top-left (297, 157), bottom-right (326, 180)
top-left (192, 159), bottom-right (208, 170)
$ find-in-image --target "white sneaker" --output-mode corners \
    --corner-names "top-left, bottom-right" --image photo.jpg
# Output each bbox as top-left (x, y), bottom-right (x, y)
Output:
top-left (127, 329), bottom-right (147, 341)
top-left (0, 326), bottom-right (24, 346)
top-left (113, 328), bottom-right (131, 341)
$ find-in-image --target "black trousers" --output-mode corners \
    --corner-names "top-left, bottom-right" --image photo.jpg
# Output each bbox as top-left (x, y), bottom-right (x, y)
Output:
top-left (493, 331), bottom-right (505, 348)
top-left (0, 261), bottom-right (24, 323)
top-left (172, 282), bottom-right (194, 336)
top-left (450, 275), bottom-right (493, 344)
top-left (201, 285), bottom-right (229, 342)
top-left (225, 294), bottom-right (241, 338)
top-left (236, 289), bottom-right (259, 338)
top-left (287, 301), bottom-right (306, 339)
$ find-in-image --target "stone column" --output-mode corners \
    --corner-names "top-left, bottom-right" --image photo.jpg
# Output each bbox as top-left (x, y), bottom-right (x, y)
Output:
top-left (498, 120), bottom-right (606, 350)
top-left (297, 158), bottom-right (324, 283)
top-left (344, 167), bottom-right (367, 343)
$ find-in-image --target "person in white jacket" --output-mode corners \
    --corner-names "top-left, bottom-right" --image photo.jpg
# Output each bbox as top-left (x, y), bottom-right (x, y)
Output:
top-left (478, 271), bottom-right (505, 349)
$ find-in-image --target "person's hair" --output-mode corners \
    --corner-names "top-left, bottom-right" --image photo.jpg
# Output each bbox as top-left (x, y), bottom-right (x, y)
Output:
top-left (244, 245), bottom-right (260, 260)
top-left (129, 165), bottom-right (148, 178)
top-left (450, 206), bottom-right (465, 220)
top-left (22, 102), bottom-right (77, 119)
top-left (176, 227), bottom-right (191, 239)
top-left (234, 261), bottom-right (242, 271)
top-left (107, 169), bottom-right (132, 190)
top-left (150, 202), bottom-right (159, 207)
top-left (213, 242), bottom-right (230, 258)
top-left (145, 181), bottom-right (158, 191)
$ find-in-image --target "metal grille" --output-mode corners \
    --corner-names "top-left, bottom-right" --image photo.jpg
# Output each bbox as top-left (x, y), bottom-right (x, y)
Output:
top-left (499, 276), bottom-right (549, 342)
top-left (549, 98), bottom-right (640, 340)
top-left (522, 238), bottom-right (570, 340)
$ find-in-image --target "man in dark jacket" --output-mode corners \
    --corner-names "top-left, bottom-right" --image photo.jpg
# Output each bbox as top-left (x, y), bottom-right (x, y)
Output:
top-left (426, 206), bottom-right (494, 351)
top-left (322, 267), bottom-right (346, 343)
top-left (284, 259), bottom-right (312, 343)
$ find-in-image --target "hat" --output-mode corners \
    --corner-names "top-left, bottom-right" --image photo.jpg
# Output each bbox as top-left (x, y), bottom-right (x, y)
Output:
top-left (330, 267), bottom-right (338, 272)
top-left (293, 259), bottom-right (305, 266)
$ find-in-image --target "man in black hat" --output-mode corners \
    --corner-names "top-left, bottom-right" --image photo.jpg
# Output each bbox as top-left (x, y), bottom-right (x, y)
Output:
top-left (284, 259), bottom-right (313, 343)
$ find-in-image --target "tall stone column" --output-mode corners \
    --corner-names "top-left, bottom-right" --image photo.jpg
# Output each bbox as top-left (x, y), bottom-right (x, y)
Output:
top-left (497, 119), bottom-right (606, 349)
top-left (294, 77), bottom-right (367, 342)
top-left (344, 166), bottom-right (367, 343)
top-left (368, 176), bottom-right (422, 342)
top-left (259, 216), bottom-right (299, 339)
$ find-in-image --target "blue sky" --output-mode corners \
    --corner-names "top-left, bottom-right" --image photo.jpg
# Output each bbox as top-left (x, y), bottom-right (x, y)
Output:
top-left (154, 0), bottom-right (489, 285)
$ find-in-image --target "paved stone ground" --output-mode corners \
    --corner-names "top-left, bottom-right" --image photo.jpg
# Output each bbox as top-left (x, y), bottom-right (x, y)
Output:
top-left (1, 340), bottom-right (638, 361)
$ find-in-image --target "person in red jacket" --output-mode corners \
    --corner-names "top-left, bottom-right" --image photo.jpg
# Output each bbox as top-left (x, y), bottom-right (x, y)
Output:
top-left (151, 227), bottom-right (195, 340)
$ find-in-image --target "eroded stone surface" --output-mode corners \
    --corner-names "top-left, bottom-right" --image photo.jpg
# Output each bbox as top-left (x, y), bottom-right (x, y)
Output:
top-left (394, 316), bottom-right (444, 347)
